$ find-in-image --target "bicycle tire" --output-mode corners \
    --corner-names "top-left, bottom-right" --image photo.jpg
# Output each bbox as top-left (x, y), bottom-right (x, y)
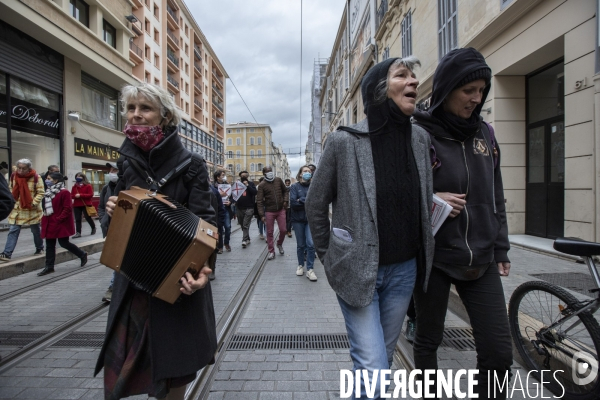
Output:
top-left (509, 280), bottom-right (600, 400)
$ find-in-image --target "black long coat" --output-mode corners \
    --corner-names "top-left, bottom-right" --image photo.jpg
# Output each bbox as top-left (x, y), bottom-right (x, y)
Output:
top-left (94, 127), bottom-right (217, 383)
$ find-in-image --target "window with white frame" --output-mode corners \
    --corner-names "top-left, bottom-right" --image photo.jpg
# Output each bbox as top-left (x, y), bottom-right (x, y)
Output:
top-left (236, 150), bottom-right (241, 158)
top-left (257, 137), bottom-right (262, 145)
top-left (236, 129), bottom-right (241, 133)
top-left (236, 138), bottom-right (241, 145)
top-left (227, 129), bottom-right (231, 133)
top-left (236, 164), bottom-right (241, 172)
top-left (227, 138), bottom-right (232, 145)
top-left (227, 151), bottom-right (233, 159)
top-left (250, 163), bottom-right (255, 172)
top-left (257, 150), bottom-right (262, 157)
top-left (401, 11), bottom-right (412, 58)
top-left (250, 137), bottom-right (254, 145)
top-left (257, 163), bottom-right (263, 171)
top-left (250, 150), bottom-right (255, 159)
top-left (438, 0), bottom-right (457, 59)
top-left (227, 164), bottom-right (233, 172)
top-left (250, 128), bottom-right (255, 132)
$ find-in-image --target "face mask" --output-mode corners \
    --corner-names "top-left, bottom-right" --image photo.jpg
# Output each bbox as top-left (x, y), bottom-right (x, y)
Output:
top-left (302, 172), bottom-right (312, 181)
top-left (76, 177), bottom-right (83, 183)
top-left (107, 173), bottom-right (118, 183)
top-left (264, 171), bottom-right (274, 181)
top-left (45, 180), bottom-right (54, 187)
top-left (124, 124), bottom-right (165, 152)
top-left (221, 176), bottom-right (228, 183)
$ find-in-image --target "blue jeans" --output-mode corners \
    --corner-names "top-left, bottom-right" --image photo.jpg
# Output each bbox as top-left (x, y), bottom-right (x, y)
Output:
top-left (337, 258), bottom-right (417, 400)
top-left (3, 224), bottom-right (43, 257)
top-left (292, 222), bottom-right (315, 270)
top-left (257, 218), bottom-right (265, 235)
top-left (222, 209), bottom-right (231, 246)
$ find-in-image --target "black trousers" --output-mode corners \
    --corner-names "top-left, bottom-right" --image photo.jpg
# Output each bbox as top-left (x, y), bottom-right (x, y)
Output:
top-left (285, 208), bottom-right (292, 233)
top-left (73, 206), bottom-right (95, 233)
top-left (413, 264), bottom-right (513, 399)
top-left (45, 237), bottom-right (85, 267)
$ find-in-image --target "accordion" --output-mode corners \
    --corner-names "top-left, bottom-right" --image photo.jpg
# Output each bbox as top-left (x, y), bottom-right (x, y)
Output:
top-left (100, 187), bottom-right (219, 304)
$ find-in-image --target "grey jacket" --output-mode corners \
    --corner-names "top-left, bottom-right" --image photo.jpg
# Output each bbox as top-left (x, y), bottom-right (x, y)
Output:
top-left (305, 119), bottom-right (434, 308)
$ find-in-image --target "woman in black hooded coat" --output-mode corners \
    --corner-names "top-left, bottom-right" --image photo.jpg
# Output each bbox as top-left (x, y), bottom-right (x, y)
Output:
top-left (412, 47), bottom-right (512, 399)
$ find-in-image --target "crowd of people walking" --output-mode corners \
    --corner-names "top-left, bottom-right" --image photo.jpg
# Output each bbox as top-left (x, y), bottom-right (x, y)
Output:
top-left (0, 47), bottom-right (515, 399)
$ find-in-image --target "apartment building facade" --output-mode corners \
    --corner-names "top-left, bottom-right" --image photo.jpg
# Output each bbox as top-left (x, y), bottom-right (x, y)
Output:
top-left (320, 0), bottom-right (600, 243)
top-left (225, 122), bottom-right (291, 183)
top-left (0, 0), bottom-right (136, 200)
top-left (304, 59), bottom-right (328, 166)
top-left (128, 0), bottom-right (227, 175)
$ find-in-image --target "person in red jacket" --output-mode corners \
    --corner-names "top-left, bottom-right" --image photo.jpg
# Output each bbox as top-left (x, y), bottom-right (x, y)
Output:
top-left (38, 172), bottom-right (88, 276)
top-left (70, 172), bottom-right (96, 238)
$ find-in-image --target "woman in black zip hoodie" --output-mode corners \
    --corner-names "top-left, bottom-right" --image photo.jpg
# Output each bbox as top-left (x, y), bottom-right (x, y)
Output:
top-left (412, 47), bottom-right (512, 399)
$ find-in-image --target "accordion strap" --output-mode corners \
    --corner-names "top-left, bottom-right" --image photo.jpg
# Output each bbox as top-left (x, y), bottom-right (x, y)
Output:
top-left (129, 158), bottom-right (193, 192)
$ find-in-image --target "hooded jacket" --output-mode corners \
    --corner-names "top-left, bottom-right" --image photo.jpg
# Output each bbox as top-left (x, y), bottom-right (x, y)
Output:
top-left (413, 48), bottom-right (510, 267)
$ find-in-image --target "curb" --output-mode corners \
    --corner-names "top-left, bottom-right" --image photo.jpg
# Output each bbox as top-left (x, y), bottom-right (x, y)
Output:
top-left (0, 238), bottom-right (105, 280)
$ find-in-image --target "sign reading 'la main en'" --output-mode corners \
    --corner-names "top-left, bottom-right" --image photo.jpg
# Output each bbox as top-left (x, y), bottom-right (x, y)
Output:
top-left (74, 138), bottom-right (120, 162)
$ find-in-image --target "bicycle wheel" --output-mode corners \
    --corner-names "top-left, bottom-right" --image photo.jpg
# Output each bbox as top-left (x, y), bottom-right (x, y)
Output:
top-left (509, 281), bottom-right (600, 400)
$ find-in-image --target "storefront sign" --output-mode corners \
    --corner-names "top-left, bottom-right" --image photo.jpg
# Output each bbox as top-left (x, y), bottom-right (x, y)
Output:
top-left (0, 98), bottom-right (60, 136)
top-left (74, 138), bottom-right (120, 162)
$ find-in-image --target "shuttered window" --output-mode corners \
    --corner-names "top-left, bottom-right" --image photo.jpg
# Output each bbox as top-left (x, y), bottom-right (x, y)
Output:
top-left (438, 0), bottom-right (458, 60)
top-left (401, 11), bottom-right (412, 58)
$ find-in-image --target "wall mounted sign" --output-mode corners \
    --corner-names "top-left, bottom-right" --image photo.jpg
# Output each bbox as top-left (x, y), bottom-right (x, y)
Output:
top-left (0, 98), bottom-right (60, 136)
top-left (74, 137), bottom-right (120, 162)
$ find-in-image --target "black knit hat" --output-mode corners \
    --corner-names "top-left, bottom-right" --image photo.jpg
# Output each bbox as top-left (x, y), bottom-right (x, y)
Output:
top-left (455, 67), bottom-right (491, 89)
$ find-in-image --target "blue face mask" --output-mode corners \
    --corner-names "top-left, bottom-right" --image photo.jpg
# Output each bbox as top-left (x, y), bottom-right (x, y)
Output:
top-left (302, 172), bottom-right (312, 181)
top-left (76, 177), bottom-right (83, 183)
top-left (45, 180), bottom-right (54, 187)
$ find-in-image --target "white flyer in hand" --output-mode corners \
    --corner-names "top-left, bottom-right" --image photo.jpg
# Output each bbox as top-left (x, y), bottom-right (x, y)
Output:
top-left (431, 194), bottom-right (453, 236)
top-left (218, 184), bottom-right (232, 197)
top-left (231, 181), bottom-right (247, 201)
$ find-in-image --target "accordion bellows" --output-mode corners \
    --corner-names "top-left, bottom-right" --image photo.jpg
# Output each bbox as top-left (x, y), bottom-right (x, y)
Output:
top-left (100, 187), bottom-right (218, 304)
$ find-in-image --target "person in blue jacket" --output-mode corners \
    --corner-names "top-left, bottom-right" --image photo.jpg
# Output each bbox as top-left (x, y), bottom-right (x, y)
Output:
top-left (289, 165), bottom-right (317, 281)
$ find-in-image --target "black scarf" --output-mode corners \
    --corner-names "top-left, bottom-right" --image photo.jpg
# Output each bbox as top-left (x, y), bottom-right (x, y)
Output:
top-left (433, 109), bottom-right (481, 142)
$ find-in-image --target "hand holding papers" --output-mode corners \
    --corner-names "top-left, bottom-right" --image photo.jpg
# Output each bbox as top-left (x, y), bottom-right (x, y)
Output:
top-left (431, 194), bottom-right (453, 236)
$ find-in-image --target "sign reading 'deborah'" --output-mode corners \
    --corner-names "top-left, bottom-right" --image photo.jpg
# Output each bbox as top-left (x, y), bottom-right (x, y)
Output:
top-left (74, 138), bottom-right (120, 162)
top-left (0, 98), bottom-right (60, 136)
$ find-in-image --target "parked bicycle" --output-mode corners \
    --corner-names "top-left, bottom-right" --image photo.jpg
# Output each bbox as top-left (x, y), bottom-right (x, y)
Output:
top-left (509, 237), bottom-right (600, 400)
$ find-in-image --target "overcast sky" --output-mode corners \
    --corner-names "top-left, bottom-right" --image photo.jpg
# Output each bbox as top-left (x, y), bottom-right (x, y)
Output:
top-left (189, 0), bottom-right (346, 175)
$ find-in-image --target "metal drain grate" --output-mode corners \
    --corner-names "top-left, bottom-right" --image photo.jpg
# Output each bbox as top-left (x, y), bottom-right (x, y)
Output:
top-left (51, 333), bottom-right (105, 348)
top-left (441, 328), bottom-right (476, 351)
top-left (0, 331), bottom-right (105, 348)
top-left (227, 334), bottom-right (350, 350)
top-left (531, 272), bottom-right (596, 297)
top-left (0, 331), bottom-right (46, 347)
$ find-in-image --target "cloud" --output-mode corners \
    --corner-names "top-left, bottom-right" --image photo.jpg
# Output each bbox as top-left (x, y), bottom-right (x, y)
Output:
top-left (189, 0), bottom-right (345, 174)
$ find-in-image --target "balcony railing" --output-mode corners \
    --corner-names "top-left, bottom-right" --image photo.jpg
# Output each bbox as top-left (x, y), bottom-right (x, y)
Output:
top-left (376, 0), bottom-right (388, 31)
top-left (167, 29), bottom-right (178, 46)
top-left (194, 80), bottom-right (202, 92)
top-left (167, 74), bottom-right (179, 88)
top-left (129, 41), bottom-right (143, 59)
top-left (194, 45), bottom-right (202, 60)
top-left (194, 99), bottom-right (202, 110)
top-left (194, 61), bottom-right (202, 72)
top-left (212, 70), bottom-right (224, 86)
top-left (213, 116), bottom-right (224, 126)
top-left (212, 84), bottom-right (223, 99)
top-left (167, 50), bottom-right (179, 67)
top-left (166, 5), bottom-right (178, 23)
top-left (212, 97), bottom-right (223, 112)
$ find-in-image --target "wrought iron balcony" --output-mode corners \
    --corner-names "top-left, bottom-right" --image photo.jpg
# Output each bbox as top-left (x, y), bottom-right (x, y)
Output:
top-left (194, 45), bottom-right (202, 60)
top-left (167, 74), bottom-right (179, 88)
top-left (129, 41), bottom-right (143, 59)
top-left (212, 70), bottom-right (224, 86)
top-left (167, 5), bottom-right (178, 23)
top-left (212, 84), bottom-right (223, 99)
top-left (376, 0), bottom-right (388, 31)
top-left (212, 97), bottom-right (223, 112)
top-left (194, 99), bottom-right (202, 110)
top-left (167, 50), bottom-right (179, 67)
top-left (167, 29), bottom-right (178, 46)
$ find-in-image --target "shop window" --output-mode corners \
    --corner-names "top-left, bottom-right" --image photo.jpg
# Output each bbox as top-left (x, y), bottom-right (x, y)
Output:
top-left (103, 20), bottom-right (116, 48)
top-left (81, 73), bottom-right (119, 130)
top-left (70, 0), bottom-right (89, 27)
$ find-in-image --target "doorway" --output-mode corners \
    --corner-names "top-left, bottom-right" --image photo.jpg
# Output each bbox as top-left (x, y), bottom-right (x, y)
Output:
top-left (525, 61), bottom-right (564, 239)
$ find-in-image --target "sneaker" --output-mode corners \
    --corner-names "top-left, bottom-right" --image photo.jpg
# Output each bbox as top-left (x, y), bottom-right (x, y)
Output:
top-left (242, 241), bottom-right (247, 248)
top-left (217, 248), bottom-right (223, 254)
top-left (277, 245), bottom-right (284, 255)
top-left (267, 252), bottom-right (275, 260)
top-left (0, 253), bottom-right (11, 263)
top-left (102, 287), bottom-right (112, 302)
top-left (72, 232), bottom-right (81, 239)
top-left (259, 234), bottom-right (264, 240)
top-left (296, 265), bottom-right (304, 276)
top-left (225, 245), bottom-right (231, 252)
top-left (287, 232), bottom-right (292, 238)
top-left (404, 318), bottom-right (416, 343)
top-left (91, 227), bottom-right (96, 235)
top-left (80, 252), bottom-right (88, 267)
top-left (34, 249), bottom-right (44, 255)
top-left (247, 239), bottom-right (251, 245)
top-left (306, 269), bottom-right (317, 281)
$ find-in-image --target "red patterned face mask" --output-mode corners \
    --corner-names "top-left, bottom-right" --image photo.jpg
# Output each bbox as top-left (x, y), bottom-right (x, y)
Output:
top-left (124, 124), bottom-right (165, 152)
